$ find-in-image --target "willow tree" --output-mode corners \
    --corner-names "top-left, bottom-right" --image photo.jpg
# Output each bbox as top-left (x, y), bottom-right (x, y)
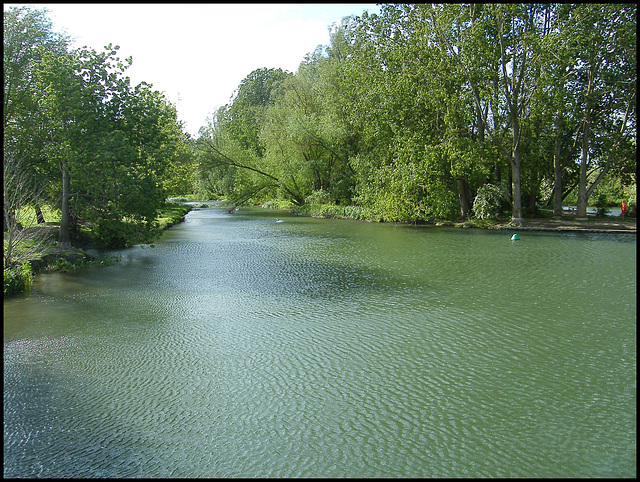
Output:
top-left (195, 68), bottom-right (308, 206)
top-left (257, 22), bottom-right (358, 206)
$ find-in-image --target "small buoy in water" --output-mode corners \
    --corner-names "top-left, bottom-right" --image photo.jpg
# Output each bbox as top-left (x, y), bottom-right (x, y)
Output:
top-left (511, 233), bottom-right (520, 241)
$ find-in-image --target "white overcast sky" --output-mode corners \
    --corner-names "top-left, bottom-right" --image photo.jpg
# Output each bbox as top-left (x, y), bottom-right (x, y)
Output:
top-left (5, 3), bottom-right (380, 136)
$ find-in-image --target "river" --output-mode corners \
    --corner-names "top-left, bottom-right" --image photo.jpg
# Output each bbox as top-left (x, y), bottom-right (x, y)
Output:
top-left (4, 204), bottom-right (636, 477)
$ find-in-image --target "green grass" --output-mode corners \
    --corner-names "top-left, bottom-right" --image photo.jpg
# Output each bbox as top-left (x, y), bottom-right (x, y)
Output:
top-left (15, 205), bottom-right (61, 228)
top-left (154, 203), bottom-right (192, 231)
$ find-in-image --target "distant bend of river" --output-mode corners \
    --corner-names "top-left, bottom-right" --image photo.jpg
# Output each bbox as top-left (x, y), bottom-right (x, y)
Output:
top-left (4, 204), bottom-right (636, 478)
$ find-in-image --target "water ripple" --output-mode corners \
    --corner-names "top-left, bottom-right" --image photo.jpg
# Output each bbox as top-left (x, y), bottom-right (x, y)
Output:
top-left (4, 208), bottom-right (636, 478)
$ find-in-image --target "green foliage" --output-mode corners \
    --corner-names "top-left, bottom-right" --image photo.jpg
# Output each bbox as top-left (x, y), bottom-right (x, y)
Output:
top-left (12, 6), bottom-right (633, 230)
top-left (91, 217), bottom-right (141, 249)
top-left (622, 184), bottom-right (636, 218)
top-left (594, 192), bottom-right (610, 217)
top-left (305, 189), bottom-right (333, 205)
top-left (472, 184), bottom-right (509, 220)
top-left (5, 7), bottom-right (189, 251)
top-left (153, 203), bottom-right (191, 230)
top-left (4, 261), bottom-right (32, 296)
top-left (262, 199), bottom-right (295, 210)
top-left (293, 203), bottom-right (371, 221)
top-left (189, 5), bottom-right (634, 223)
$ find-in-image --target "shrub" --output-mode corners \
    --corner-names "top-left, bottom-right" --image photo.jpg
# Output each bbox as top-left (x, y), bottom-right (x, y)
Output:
top-left (472, 184), bottom-right (509, 220)
top-left (4, 261), bottom-right (33, 296)
top-left (594, 192), bottom-right (610, 217)
top-left (304, 189), bottom-right (333, 205)
top-left (91, 217), bottom-right (142, 249)
top-left (622, 184), bottom-right (636, 218)
top-left (261, 199), bottom-right (294, 210)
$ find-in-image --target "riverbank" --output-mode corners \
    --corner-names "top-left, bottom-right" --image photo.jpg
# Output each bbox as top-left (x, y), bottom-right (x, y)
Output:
top-left (285, 202), bottom-right (636, 234)
top-left (490, 217), bottom-right (636, 234)
top-left (446, 215), bottom-right (636, 234)
top-left (4, 203), bottom-right (192, 296)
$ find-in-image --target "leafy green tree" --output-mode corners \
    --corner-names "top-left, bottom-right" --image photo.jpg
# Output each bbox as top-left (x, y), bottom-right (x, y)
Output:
top-left (192, 3), bottom-right (635, 224)
top-left (259, 26), bottom-right (357, 207)
top-left (196, 68), bottom-right (306, 206)
top-left (569, 4), bottom-right (636, 217)
top-left (344, 5), bottom-right (490, 221)
top-left (224, 67), bottom-right (290, 157)
top-left (35, 42), bottom-right (184, 247)
top-left (4, 6), bottom-right (67, 132)
top-left (34, 47), bottom-right (87, 246)
top-left (429, 4), bottom-right (554, 223)
top-left (4, 6), bottom-right (68, 225)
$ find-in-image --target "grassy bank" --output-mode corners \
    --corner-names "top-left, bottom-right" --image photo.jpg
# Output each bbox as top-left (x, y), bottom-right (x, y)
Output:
top-left (153, 203), bottom-right (192, 232)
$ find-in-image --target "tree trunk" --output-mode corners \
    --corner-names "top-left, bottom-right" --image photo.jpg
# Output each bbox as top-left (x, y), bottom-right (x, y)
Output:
top-left (457, 177), bottom-right (472, 219)
top-left (58, 163), bottom-right (71, 247)
top-left (510, 149), bottom-right (524, 223)
top-left (576, 114), bottom-right (590, 219)
top-left (552, 118), bottom-right (563, 217)
top-left (36, 204), bottom-right (45, 224)
top-left (510, 114), bottom-right (524, 223)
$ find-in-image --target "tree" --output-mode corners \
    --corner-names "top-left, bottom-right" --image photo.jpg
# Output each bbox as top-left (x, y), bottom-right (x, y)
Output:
top-left (4, 6), bottom-right (67, 132)
top-left (259, 25), bottom-right (358, 206)
top-left (4, 6), bottom-right (69, 228)
top-left (192, 4), bottom-right (635, 224)
top-left (34, 43), bottom-right (185, 248)
top-left (344, 5), bottom-right (489, 221)
top-left (195, 68), bottom-right (305, 206)
top-left (225, 67), bottom-right (290, 157)
top-left (428, 4), bottom-right (552, 223)
top-left (34, 48), bottom-right (87, 247)
top-left (569, 4), bottom-right (636, 218)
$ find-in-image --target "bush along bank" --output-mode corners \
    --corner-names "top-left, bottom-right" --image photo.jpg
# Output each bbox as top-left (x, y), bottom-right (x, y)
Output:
top-left (4, 261), bottom-right (33, 297)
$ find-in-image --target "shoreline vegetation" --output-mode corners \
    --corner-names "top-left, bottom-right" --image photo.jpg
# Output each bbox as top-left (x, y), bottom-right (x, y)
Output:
top-left (3, 202), bottom-right (192, 297)
top-left (274, 200), bottom-right (636, 234)
top-left (5, 6), bottom-right (636, 298)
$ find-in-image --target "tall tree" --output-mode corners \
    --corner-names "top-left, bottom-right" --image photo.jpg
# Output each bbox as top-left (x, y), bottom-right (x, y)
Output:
top-left (34, 48), bottom-right (86, 246)
top-left (196, 68), bottom-right (303, 206)
top-left (4, 6), bottom-right (68, 225)
top-left (429, 4), bottom-right (551, 223)
top-left (4, 6), bottom-right (67, 132)
top-left (570, 4), bottom-right (636, 217)
top-left (35, 43), bottom-right (184, 247)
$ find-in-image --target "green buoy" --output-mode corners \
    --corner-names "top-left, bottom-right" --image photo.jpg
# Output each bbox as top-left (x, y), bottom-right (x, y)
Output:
top-left (511, 234), bottom-right (520, 241)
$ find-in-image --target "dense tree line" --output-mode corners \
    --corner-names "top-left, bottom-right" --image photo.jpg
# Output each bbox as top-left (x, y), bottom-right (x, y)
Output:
top-left (4, 5), bottom-right (191, 260)
top-left (4, 2), bottom-right (636, 268)
top-left (194, 4), bottom-right (636, 223)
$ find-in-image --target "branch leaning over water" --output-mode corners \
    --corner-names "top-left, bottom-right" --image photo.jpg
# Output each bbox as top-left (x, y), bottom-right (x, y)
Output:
top-left (200, 138), bottom-right (305, 205)
top-left (201, 137), bottom-right (281, 183)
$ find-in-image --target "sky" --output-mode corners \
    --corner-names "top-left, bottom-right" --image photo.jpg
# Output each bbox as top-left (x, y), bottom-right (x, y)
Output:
top-left (6, 3), bottom-right (380, 136)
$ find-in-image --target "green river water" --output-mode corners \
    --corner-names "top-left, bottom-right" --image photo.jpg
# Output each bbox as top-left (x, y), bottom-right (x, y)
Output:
top-left (4, 205), bottom-right (636, 477)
